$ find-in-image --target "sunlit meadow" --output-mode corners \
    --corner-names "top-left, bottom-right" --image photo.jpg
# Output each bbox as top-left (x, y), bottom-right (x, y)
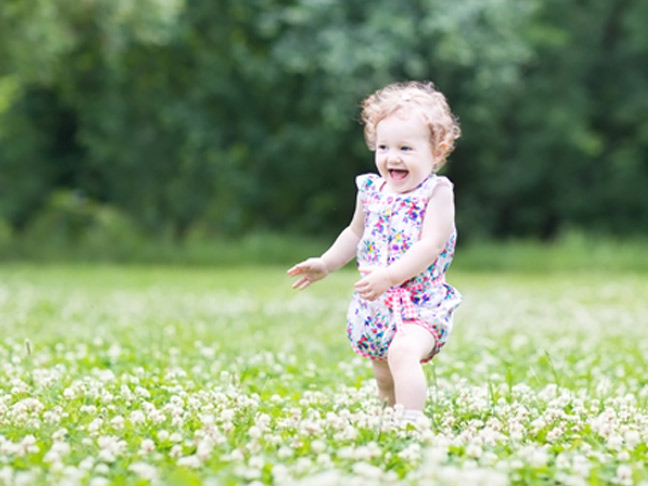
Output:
top-left (1, 263), bottom-right (647, 485)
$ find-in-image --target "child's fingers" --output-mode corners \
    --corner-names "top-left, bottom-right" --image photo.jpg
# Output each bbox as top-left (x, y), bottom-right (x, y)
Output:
top-left (355, 273), bottom-right (372, 286)
top-left (292, 277), bottom-right (311, 291)
top-left (287, 263), bottom-right (307, 276)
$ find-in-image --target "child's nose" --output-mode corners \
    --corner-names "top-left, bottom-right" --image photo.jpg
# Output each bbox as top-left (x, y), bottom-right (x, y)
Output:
top-left (387, 151), bottom-right (403, 163)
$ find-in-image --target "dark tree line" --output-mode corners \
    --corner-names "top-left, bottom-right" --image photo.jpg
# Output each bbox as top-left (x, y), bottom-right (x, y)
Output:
top-left (1, 0), bottom-right (646, 249)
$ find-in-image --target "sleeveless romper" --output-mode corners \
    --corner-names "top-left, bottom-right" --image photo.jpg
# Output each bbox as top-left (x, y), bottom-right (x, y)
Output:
top-left (346, 173), bottom-right (462, 362)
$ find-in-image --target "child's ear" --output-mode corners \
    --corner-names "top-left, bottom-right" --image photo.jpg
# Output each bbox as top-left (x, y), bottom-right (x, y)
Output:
top-left (434, 141), bottom-right (448, 158)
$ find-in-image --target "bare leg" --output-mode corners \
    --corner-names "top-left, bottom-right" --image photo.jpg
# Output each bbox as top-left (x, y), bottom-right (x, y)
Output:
top-left (372, 360), bottom-right (395, 406)
top-left (387, 324), bottom-right (436, 412)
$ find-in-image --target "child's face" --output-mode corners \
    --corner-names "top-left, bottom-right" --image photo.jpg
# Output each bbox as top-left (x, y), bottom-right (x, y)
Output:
top-left (374, 110), bottom-right (439, 194)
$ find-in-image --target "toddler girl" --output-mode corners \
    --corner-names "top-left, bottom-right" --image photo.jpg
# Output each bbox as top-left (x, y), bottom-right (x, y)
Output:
top-left (288, 81), bottom-right (462, 424)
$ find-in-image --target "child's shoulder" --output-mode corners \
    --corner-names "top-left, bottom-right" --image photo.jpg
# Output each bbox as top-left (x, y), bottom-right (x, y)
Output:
top-left (426, 174), bottom-right (454, 192)
top-left (355, 172), bottom-right (381, 191)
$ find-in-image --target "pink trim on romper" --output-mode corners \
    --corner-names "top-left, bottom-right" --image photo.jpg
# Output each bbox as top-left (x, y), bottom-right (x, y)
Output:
top-left (353, 271), bottom-right (447, 363)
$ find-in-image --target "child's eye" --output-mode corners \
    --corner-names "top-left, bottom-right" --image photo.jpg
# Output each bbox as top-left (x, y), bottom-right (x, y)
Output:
top-left (401, 146), bottom-right (412, 152)
top-left (377, 145), bottom-right (388, 151)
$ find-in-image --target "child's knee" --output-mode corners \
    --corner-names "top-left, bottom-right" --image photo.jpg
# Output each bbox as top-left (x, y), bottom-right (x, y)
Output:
top-left (388, 329), bottom-right (436, 366)
top-left (388, 339), bottom-right (418, 367)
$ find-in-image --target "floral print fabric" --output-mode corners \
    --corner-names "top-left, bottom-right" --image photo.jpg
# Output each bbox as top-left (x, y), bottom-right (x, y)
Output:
top-left (346, 173), bottom-right (462, 361)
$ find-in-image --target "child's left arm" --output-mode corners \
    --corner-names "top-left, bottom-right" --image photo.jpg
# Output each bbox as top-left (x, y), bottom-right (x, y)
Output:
top-left (354, 183), bottom-right (455, 301)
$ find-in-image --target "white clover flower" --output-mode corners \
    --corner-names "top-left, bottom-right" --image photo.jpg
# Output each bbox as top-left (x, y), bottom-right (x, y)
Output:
top-left (271, 464), bottom-right (290, 483)
top-left (221, 409), bottom-right (235, 422)
top-left (129, 462), bottom-right (159, 482)
top-left (130, 410), bottom-right (146, 425)
top-left (0, 467), bottom-right (13, 484)
top-left (299, 419), bottom-right (322, 436)
top-left (43, 441), bottom-right (70, 464)
top-left (87, 418), bottom-right (103, 434)
top-left (97, 436), bottom-right (126, 463)
top-left (261, 433), bottom-right (280, 446)
top-left (12, 398), bottom-right (44, 416)
top-left (43, 408), bottom-right (62, 425)
top-left (546, 425), bottom-right (565, 443)
top-left (296, 470), bottom-right (344, 486)
top-left (246, 440), bottom-right (262, 454)
top-left (606, 433), bottom-right (623, 451)
top-left (293, 457), bottom-right (313, 475)
top-left (527, 447), bottom-right (549, 468)
top-left (571, 454), bottom-right (590, 476)
top-left (508, 421), bottom-right (524, 441)
top-left (120, 385), bottom-right (134, 401)
top-left (352, 462), bottom-right (383, 480)
top-left (624, 429), bottom-right (641, 448)
top-left (248, 455), bottom-right (264, 471)
top-left (615, 465), bottom-right (633, 486)
top-left (277, 446), bottom-right (293, 459)
top-left (149, 409), bottom-right (166, 424)
top-left (248, 425), bottom-right (262, 440)
top-left (342, 425), bottom-right (357, 441)
top-left (51, 428), bottom-right (68, 442)
top-left (79, 457), bottom-right (95, 470)
top-left (225, 449), bottom-right (244, 462)
top-left (15, 435), bottom-right (39, 456)
top-left (465, 442), bottom-right (483, 459)
top-left (316, 452), bottom-right (332, 466)
top-left (89, 477), bottom-right (110, 486)
top-left (139, 438), bottom-right (155, 454)
top-left (256, 413), bottom-right (271, 430)
top-left (135, 386), bottom-right (151, 398)
top-left (310, 439), bottom-right (326, 454)
top-left (233, 465), bottom-right (261, 481)
top-left (196, 439), bottom-right (213, 461)
top-left (177, 454), bottom-right (202, 468)
top-left (110, 416), bottom-right (125, 429)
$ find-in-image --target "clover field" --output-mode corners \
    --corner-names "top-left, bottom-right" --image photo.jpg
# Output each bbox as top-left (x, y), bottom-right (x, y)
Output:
top-left (1, 264), bottom-right (647, 486)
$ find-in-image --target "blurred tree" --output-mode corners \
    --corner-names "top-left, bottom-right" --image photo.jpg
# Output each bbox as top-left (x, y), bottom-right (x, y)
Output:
top-left (259, 0), bottom-right (540, 235)
top-left (0, 0), bottom-right (647, 246)
top-left (477, 0), bottom-right (648, 238)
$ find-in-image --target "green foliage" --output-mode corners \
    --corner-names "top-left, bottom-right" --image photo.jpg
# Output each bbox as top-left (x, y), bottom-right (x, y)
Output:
top-left (0, 0), bottom-right (647, 249)
top-left (19, 190), bottom-right (144, 260)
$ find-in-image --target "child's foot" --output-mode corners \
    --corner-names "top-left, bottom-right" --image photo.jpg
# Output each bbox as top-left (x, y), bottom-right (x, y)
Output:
top-left (397, 408), bottom-right (430, 428)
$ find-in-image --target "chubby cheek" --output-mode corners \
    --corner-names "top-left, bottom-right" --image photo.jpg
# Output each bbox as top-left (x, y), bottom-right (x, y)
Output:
top-left (374, 154), bottom-right (388, 173)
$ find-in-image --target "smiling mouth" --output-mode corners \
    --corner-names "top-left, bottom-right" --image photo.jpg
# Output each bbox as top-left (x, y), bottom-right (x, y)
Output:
top-left (389, 169), bottom-right (409, 181)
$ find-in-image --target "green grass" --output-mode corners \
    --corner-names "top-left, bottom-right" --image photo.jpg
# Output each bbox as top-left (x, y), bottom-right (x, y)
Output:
top-left (1, 262), bottom-right (647, 485)
top-left (3, 231), bottom-right (647, 274)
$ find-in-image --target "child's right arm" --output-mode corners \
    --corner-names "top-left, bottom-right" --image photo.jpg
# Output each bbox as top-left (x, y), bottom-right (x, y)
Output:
top-left (288, 192), bottom-right (364, 290)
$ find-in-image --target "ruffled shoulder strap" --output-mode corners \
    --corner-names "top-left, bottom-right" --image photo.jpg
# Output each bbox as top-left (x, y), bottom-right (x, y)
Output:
top-left (418, 174), bottom-right (454, 199)
top-left (355, 173), bottom-right (380, 194)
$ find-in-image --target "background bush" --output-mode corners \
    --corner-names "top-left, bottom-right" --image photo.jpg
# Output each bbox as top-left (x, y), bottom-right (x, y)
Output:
top-left (1, 0), bottom-right (646, 253)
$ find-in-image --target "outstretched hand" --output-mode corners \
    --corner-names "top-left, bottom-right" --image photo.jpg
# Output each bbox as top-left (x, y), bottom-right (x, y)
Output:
top-left (354, 267), bottom-right (394, 301)
top-left (287, 257), bottom-right (329, 290)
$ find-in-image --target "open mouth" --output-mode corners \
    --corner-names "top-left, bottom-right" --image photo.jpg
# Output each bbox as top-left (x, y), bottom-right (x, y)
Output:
top-left (389, 169), bottom-right (409, 181)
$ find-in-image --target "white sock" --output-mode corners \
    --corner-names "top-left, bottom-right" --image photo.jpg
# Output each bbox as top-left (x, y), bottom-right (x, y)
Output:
top-left (401, 409), bottom-right (424, 424)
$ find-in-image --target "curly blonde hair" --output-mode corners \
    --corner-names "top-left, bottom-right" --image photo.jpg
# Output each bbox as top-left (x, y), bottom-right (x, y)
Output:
top-left (361, 81), bottom-right (460, 168)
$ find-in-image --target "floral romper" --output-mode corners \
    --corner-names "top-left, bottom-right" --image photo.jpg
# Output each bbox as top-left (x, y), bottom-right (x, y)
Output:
top-left (346, 173), bottom-right (462, 363)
